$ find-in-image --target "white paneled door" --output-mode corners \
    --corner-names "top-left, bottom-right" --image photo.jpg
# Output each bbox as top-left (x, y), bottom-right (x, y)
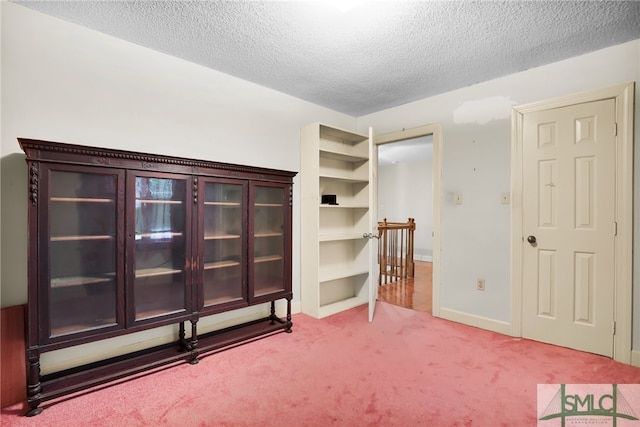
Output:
top-left (521, 99), bottom-right (616, 357)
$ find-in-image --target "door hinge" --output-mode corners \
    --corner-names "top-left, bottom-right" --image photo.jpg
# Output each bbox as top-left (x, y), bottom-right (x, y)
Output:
top-left (613, 321), bottom-right (616, 335)
top-left (614, 221), bottom-right (618, 236)
top-left (614, 122), bottom-right (618, 136)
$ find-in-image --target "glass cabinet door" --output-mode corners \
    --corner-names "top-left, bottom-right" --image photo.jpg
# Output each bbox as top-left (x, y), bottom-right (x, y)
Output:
top-left (200, 180), bottom-right (247, 311)
top-left (130, 172), bottom-right (190, 322)
top-left (250, 183), bottom-right (289, 300)
top-left (45, 166), bottom-right (123, 340)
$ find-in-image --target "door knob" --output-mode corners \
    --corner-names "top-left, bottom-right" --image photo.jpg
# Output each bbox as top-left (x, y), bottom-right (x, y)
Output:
top-left (527, 235), bottom-right (537, 244)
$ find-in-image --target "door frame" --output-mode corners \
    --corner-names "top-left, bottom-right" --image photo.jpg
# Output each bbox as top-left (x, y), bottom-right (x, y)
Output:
top-left (375, 123), bottom-right (443, 317)
top-left (510, 82), bottom-right (634, 364)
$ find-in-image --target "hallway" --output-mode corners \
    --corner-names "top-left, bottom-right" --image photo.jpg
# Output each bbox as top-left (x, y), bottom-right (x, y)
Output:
top-left (377, 260), bottom-right (432, 313)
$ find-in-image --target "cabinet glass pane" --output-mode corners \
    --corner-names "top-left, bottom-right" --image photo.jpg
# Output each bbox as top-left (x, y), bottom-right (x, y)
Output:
top-left (134, 177), bottom-right (187, 319)
top-left (253, 186), bottom-right (285, 297)
top-left (48, 171), bottom-right (117, 337)
top-left (202, 182), bottom-right (244, 306)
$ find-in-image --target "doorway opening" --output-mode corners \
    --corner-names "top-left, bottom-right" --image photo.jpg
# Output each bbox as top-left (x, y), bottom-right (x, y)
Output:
top-left (374, 127), bottom-right (440, 315)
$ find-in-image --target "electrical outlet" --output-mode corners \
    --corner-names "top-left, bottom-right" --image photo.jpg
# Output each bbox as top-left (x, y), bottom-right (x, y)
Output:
top-left (477, 278), bottom-right (486, 291)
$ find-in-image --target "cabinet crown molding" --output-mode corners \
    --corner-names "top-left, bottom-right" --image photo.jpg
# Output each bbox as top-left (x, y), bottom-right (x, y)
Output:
top-left (18, 138), bottom-right (297, 180)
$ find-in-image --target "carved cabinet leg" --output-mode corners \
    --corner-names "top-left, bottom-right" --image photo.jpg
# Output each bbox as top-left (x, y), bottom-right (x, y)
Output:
top-left (178, 322), bottom-right (186, 348)
top-left (285, 297), bottom-right (293, 333)
top-left (269, 301), bottom-right (276, 325)
top-left (188, 319), bottom-right (199, 365)
top-left (25, 348), bottom-right (43, 417)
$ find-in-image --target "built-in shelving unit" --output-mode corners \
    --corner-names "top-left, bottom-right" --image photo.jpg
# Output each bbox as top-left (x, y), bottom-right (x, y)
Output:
top-left (300, 123), bottom-right (372, 318)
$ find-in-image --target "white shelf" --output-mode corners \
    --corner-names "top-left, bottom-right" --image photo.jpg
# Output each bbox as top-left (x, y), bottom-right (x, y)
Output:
top-left (318, 124), bottom-right (369, 161)
top-left (319, 203), bottom-right (368, 209)
top-left (319, 266), bottom-right (368, 283)
top-left (319, 178), bottom-right (369, 207)
top-left (318, 296), bottom-right (368, 319)
top-left (318, 173), bottom-right (368, 183)
top-left (319, 233), bottom-right (367, 242)
top-left (319, 149), bottom-right (368, 163)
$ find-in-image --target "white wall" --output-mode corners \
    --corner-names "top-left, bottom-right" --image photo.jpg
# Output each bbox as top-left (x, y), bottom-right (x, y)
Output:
top-left (358, 40), bottom-right (640, 349)
top-left (0, 2), bottom-right (355, 371)
top-left (378, 160), bottom-right (432, 259)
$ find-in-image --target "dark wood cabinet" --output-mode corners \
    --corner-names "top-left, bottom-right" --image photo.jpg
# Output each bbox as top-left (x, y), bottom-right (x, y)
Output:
top-left (20, 138), bottom-right (296, 416)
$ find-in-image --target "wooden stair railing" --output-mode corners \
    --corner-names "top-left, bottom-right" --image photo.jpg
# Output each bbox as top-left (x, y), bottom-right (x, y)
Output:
top-left (377, 218), bottom-right (416, 284)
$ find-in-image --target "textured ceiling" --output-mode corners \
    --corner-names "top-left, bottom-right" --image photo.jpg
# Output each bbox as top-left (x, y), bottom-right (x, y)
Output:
top-left (11, 1), bottom-right (640, 116)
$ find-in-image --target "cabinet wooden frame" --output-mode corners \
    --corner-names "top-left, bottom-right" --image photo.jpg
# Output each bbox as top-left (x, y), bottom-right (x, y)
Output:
top-left (19, 138), bottom-right (296, 416)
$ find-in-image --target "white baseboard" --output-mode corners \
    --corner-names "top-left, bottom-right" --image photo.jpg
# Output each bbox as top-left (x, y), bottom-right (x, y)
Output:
top-left (414, 255), bottom-right (433, 262)
top-left (438, 307), bottom-right (512, 336)
top-left (438, 308), bottom-right (640, 367)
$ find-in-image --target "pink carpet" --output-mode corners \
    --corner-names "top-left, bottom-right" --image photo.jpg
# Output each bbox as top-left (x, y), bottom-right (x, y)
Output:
top-left (2, 302), bottom-right (639, 426)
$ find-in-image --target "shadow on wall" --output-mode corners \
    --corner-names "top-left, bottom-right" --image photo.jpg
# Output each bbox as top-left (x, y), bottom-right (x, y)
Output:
top-left (1, 152), bottom-right (29, 305)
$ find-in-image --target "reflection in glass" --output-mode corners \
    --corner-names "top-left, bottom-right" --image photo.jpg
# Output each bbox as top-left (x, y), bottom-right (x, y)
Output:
top-left (134, 177), bottom-right (187, 319)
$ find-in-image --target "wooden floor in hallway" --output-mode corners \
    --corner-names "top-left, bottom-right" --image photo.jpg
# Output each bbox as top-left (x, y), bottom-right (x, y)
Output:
top-left (377, 260), bottom-right (432, 313)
